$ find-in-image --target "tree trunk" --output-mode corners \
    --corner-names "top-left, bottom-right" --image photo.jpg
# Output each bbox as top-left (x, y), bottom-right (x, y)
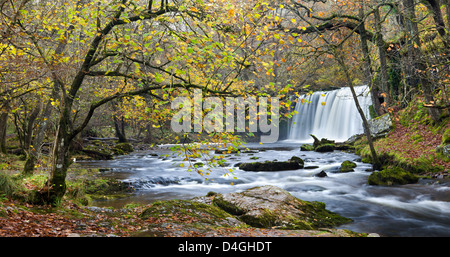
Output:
top-left (22, 90), bottom-right (57, 176)
top-left (422, 0), bottom-right (447, 42)
top-left (403, 0), bottom-right (441, 122)
top-left (0, 111), bottom-right (8, 154)
top-left (36, 106), bottom-right (71, 206)
top-left (358, 2), bottom-right (383, 117)
top-left (112, 102), bottom-right (127, 143)
top-left (374, 7), bottom-right (390, 109)
top-left (113, 115), bottom-right (127, 143)
top-left (336, 50), bottom-right (381, 170)
top-left (447, 0), bottom-right (450, 29)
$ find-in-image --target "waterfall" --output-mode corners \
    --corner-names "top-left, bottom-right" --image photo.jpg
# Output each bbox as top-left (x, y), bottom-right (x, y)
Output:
top-left (288, 85), bottom-right (372, 143)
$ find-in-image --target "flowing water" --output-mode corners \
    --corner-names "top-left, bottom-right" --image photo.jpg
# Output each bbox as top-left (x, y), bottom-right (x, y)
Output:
top-left (78, 142), bottom-right (450, 237)
top-left (77, 86), bottom-right (450, 236)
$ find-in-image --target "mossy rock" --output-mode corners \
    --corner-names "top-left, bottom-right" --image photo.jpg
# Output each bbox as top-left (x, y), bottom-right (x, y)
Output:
top-left (139, 199), bottom-right (247, 229)
top-left (367, 166), bottom-right (419, 186)
top-left (289, 156), bottom-right (305, 166)
top-left (315, 144), bottom-right (335, 152)
top-left (340, 160), bottom-right (357, 173)
top-left (300, 144), bottom-right (315, 151)
top-left (208, 185), bottom-right (352, 230)
top-left (239, 160), bottom-right (303, 171)
top-left (112, 142), bottom-right (134, 155)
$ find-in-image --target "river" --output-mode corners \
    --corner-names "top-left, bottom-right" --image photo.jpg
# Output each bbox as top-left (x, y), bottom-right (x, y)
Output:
top-left (77, 141), bottom-right (450, 237)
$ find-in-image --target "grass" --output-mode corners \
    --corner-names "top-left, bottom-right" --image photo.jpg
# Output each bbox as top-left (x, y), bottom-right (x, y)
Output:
top-left (356, 96), bottom-right (450, 175)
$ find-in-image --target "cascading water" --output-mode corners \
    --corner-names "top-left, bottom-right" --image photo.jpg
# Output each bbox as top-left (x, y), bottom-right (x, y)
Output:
top-left (288, 85), bottom-right (372, 142)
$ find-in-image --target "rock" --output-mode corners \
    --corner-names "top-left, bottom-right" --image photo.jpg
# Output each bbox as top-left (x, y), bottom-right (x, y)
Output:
top-left (315, 171), bottom-right (328, 177)
top-left (368, 113), bottom-right (393, 139)
top-left (112, 142), bottom-right (134, 155)
top-left (311, 134), bottom-right (335, 149)
top-left (304, 166), bottom-right (320, 169)
top-left (345, 134), bottom-right (364, 144)
top-left (289, 156), bottom-right (305, 166)
top-left (211, 185), bottom-right (351, 229)
top-left (367, 166), bottom-right (419, 186)
top-left (436, 144), bottom-right (450, 158)
top-left (140, 199), bottom-right (248, 230)
top-left (335, 143), bottom-right (355, 151)
top-left (340, 160), bottom-right (357, 173)
top-left (238, 160), bottom-right (304, 171)
top-left (315, 144), bottom-right (335, 152)
top-left (300, 144), bottom-right (315, 151)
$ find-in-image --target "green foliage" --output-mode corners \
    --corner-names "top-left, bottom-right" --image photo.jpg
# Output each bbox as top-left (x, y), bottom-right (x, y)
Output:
top-left (0, 172), bottom-right (19, 198)
top-left (442, 128), bottom-right (450, 145)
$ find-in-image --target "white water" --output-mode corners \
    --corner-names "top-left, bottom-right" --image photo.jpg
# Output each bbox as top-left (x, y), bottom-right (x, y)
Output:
top-left (76, 85), bottom-right (450, 236)
top-left (78, 143), bottom-right (450, 237)
top-left (288, 86), bottom-right (372, 142)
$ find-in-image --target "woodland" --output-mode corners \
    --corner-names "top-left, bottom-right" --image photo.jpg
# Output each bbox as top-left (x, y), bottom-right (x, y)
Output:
top-left (0, 0), bottom-right (450, 237)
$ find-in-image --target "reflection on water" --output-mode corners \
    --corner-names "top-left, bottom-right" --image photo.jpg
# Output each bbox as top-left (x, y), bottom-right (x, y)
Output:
top-left (77, 141), bottom-right (450, 237)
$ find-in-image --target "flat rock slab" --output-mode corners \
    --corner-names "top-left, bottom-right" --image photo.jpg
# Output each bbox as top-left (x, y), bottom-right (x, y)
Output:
top-left (204, 185), bottom-right (352, 230)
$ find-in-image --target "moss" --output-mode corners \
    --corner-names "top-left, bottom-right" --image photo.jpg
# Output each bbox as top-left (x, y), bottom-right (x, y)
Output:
top-left (315, 143), bottom-right (335, 152)
top-left (139, 199), bottom-right (243, 229)
top-left (238, 160), bottom-right (303, 171)
top-left (300, 144), bottom-right (315, 151)
top-left (443, 128), bottom-right (450, 145)
top-left (367, 166), bottom-right (419, 186)
top-left (213, 195), bottom-right (246, 215)
top-left (239, 209), bottom-right (281, 229)
top-left (340, 161), bottom-right (357, 172)
top-left (112, 142), bottom-right (134, 155)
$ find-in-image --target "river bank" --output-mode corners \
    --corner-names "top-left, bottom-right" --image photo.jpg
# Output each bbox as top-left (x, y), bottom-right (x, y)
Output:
top-left (1, 95), bottom-right (450, 237)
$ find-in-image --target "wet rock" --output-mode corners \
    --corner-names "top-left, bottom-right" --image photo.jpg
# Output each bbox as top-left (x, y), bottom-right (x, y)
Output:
top-left (300, 144), bottom-right (315, 151)
top-left (238, 160), bottom-right (303, 171)
top-left (315, 144), bottom-right (335, 152)
top-left (340, 161), bottom-right (357, 173)
top-left (315, 171), bottom-right (328, 177)
top-left (289, 156), bottom-right (305, 166)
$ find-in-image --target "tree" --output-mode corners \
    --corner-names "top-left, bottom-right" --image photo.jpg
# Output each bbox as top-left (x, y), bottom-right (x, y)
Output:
top-left (2, 0), bottom-right (280, 205)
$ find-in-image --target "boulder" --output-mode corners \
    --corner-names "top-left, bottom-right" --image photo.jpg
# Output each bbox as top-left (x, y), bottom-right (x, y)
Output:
top-left (210, 185), bottom-right (351, 229)
top-left (368, 113), bottom-right (393, 139)
top-left (340, 160), bottom-right (357, 173)
top-left (367, 166), bottom-right (419, 186)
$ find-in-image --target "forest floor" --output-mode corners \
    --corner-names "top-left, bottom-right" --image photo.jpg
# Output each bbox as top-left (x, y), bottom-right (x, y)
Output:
top-left (0, 198), bottom-right (363, 237)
